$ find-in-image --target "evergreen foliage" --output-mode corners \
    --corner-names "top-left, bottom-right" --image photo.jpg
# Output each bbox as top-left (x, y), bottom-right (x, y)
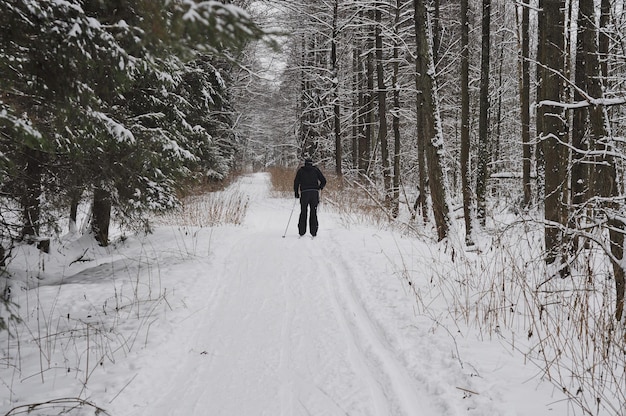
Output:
top-left (0, 0), bottom-right (265, 246)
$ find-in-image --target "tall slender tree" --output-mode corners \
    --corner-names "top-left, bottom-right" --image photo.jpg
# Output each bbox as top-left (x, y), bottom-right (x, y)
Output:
top-left (576, 0), bottom-right (625, 320)
top-left (391, 0), bottom-right (404, 217)
top-left (413, 0), bottom-right (450, 241)
top-left (538, 0), bottom-right (567, 266)
top-left (476, 0), bottom-right (491, 225)
top-left (519, 2), bottom-right (532, 207)
top-left (375, 1), bottom-right (392, 206)
top-left (460, 0), bottom-right (473, 244)
top-left (331, 0), bottom-right (343, 176)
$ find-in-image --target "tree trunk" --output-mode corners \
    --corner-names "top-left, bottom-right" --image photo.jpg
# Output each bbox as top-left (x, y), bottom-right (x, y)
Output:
top-left (571, 0), bottom-right (590, 249)
top-left (391, 0), bottom-right (402, 218)
top-left (413, 9), bottom-right (428, 224)
top-left (364, 18), bottom-right (375, 177)
top-left (21, 147), bottom-right (43, 239)
top-left (357, 45), bottom-right (368, 174)
top-left (460, 0), bottom-right (472, 244)
top-left (539, 0), bottom-right (567, 266)
top-left (519, 2), bottom-right (532, 207)
top-left (432, 0), bottom-right (441, 66)
top-left (92, 187), bottom-right (111, 247)
top-left (476, 0), bottom-right (491, 226)
top-left (413, 0), bottom-right (450, 241)
top-left (69, 189), bottom-right (81, 234)
top-left (331, 0), bottom-right (342, 176)
top-left (535, 0), bottom-right (545, 204)
top-left (359, 8), bottom-right (374, 178)
top-left (352, 48), bottom-right (360, 170)
top-left (610, 226), bottom-right (625, 321)
top-left (299, 34), bottom-right (308, 157)
top-left (599, 0), bottom-right (610, 80)
top-left (375, 1), bottom-right (391, 206)
top-left (578, 0), bottom-right (624, 321)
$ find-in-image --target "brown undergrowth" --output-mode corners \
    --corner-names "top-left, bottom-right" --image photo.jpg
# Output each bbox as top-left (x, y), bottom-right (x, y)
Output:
top-left (268, 166), bottom-right (390, 228)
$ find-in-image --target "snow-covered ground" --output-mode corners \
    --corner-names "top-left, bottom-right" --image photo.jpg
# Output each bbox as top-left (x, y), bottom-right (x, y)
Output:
top-left (1, 172), bottom-right (568, 415)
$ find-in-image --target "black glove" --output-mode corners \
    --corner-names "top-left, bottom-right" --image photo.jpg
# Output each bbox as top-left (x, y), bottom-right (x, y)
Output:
top-left (295, 192), bottom-right (299, 198)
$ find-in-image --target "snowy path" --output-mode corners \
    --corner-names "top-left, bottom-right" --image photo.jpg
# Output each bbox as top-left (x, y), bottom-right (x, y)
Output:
top-left (0, 172), bottom-right (572, 415)
top-left (116, 173), bottom-right (457, 416)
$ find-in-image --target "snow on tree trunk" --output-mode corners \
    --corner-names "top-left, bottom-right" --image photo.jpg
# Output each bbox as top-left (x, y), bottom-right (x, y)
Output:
top-left (20, 147), bottom-right (43, 240)
top-left (476, 0), bottom-right (491, 226)
top-left (460, 0), bottom-right (473, 244)
top-left (375, 1), bottom-right (392, 208)
top-left (413, 0), bottom-right (450, 241)
top-left (92, 187), bottom-right (111, 247)
top-left (538, 0), bottom-right (567, 266)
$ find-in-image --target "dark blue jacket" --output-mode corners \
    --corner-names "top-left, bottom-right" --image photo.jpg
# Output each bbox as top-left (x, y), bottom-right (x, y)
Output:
top-left (294, 165), bottom-right (326, 196)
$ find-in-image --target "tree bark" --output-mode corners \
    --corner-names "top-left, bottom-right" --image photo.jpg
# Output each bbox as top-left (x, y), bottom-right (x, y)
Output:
top-left (352, 48), bottom-right (359, 170)
top-left (375, 1), bottom-right (392, 206)
top-left (599, 0), bottom-right (610, 80)
top-left (357, 44), bottom-right (368, 174)
top-left (535, 0), bottom-right (546, 204)
top-left (360, 8), bottom-right (374, 178)
top-left (539, 0), bottom-right (567, 266)
top-left (21, 147), bottom-right (43, 239)
top-left (92, 187), bottom-right (111, 247)
top-left (520, 2), bottom-right (532, 207)
top-left (476, 0), bottom-right (491, 225)
top-left (460, 0), bottom-right (473, 244)
top-left (413, 0), bottom-right (450, 241)
top-left (432, 0), bottom-right (441, 66)
top-left (571, 0), bottom-right (590, 242)
top-left (391, 0), bottom-right (402, 218)
top-left (414, 8), bottom-right (428, 224)
top-left (331, 0), bottom-right (342, 176)
top-left (69, 191), bottom-right (80, 234)
top-left (580, 0), bottom-right (624, 321)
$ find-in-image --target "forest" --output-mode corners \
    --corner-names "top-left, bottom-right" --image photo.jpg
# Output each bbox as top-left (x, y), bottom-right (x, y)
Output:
top-left (2, 0), bottom-right (626, 414)
top-left (242, 0), bottom-right (626, 320)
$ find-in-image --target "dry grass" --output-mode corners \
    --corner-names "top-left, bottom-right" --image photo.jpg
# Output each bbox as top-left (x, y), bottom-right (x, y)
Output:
top-left (268, 167), bottom-right (391, 228)
top-left (153, 172), bottom-right (250, 228)
top-left (414, 219), bottom-right (626, 415)
top-left (271, 165), bottom-right (626, 414)
top-left (267, 166), bottom-right (296, 197)
top-left (153, 190), bottom-right (249, 227)
top-left (177, 171), bottom-right (243, 198)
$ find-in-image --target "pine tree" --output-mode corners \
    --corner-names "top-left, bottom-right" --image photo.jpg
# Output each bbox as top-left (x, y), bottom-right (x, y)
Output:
top-left (0, 0), bottom-right (266, 246)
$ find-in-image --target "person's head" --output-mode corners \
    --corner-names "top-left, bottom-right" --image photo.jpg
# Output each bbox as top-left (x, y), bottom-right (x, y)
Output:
top-left (304, 158), bottom-right (313, 167)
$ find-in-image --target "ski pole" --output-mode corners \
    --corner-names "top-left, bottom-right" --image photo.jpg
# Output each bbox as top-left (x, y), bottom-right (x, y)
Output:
top-left (282, 197), bottom-right (297, 238)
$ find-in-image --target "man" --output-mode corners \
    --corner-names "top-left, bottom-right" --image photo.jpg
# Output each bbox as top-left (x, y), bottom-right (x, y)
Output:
top-left (294, 158), bottom-right (327, 237)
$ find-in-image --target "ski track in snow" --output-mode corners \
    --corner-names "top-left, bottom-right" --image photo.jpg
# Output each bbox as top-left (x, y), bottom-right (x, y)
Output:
top-left (117, 173), bottom-right (456, 416)
top-left (3, 172), bottom-right (539, 416)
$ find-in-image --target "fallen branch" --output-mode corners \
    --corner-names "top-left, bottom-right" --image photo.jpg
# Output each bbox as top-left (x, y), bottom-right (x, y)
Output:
top-left (4, 397), bottom-right (111, 416)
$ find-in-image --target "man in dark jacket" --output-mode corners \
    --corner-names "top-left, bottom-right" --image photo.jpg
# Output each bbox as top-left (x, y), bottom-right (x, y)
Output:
top-left (294, 158), bottom-right (327, 237)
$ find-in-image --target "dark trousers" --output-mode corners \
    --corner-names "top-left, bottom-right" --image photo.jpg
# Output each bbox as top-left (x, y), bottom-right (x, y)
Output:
top-left (298, 190), bottom-right (319, 236)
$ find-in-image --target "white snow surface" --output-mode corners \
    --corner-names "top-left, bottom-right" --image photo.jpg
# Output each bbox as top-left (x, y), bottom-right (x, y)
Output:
top-left (1, 173), bottom-right (565, 416)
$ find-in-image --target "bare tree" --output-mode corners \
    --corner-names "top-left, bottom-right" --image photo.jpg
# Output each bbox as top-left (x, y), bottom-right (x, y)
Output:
top-left (331, 0), bottom-right (342, 176)
top-left (517, 1), bottom-right (532, 207)
top-left (413, 0), bottom-right (450, 241)
top-left (460, 0), bottom-right (473, 244)
top-left (375, 1), bottom-right (392, 206)
top-left (476, 0), bottom-right (491, 225)
top-left (391, 0), bottom-right (404, 217)
top-left (574, 0), bottom-right (625, 320)
top-left (538, 0), bottom-right (567, 266)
